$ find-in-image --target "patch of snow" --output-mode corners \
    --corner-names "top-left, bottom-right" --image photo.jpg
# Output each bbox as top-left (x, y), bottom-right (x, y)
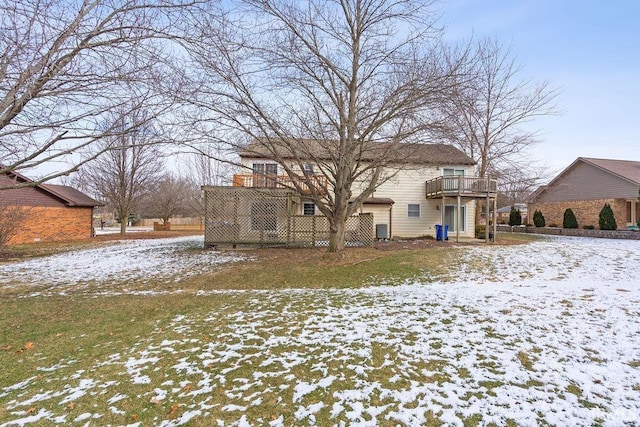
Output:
top-left (107, 393), bottom-right (127, 404)
top-left (0, 236), bottom-right (245, 294)
top-left (59, 379), bottom-right (97, 404)
top-left (1, 235), bottom-right (640, 426)
top-left (1, 408), bottom-right (54, 426)
top-left (73, 413), bottom-right (92, 422)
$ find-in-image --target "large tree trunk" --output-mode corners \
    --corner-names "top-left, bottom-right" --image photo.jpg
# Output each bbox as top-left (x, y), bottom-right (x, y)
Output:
top-left (119, 215), bottom-right (128, 235)
top-left (328, 218), bottom-right (347, 252)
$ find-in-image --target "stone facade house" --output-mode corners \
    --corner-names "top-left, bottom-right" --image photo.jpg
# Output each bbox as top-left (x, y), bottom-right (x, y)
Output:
top-left (527, 157), bottom-right (640, 228)
top-left (0, 171), bottom-right (103, 245)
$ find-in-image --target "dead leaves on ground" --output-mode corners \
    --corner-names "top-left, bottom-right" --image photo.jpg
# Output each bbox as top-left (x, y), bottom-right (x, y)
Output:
top-left (168, 403), bottom-right (180, 420)
top-left (13, 341), bottom-right (34, 354)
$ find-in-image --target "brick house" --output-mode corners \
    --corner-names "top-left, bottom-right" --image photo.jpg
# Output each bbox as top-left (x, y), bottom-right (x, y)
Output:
top-left (0, 171), bottom-right (103, 245)
top-left (527, 157), bottom-right (640, 228)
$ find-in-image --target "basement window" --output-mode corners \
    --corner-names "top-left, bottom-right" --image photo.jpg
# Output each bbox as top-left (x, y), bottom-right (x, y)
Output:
top-left (303, 202), bottom-right (316, 216)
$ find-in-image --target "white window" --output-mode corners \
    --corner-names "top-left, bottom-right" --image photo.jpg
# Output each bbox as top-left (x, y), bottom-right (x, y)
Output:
top-left (303, 163), bottom-right (314, 176)
top-left (252, 163), bottom-right (278, 175)
top-left (408, 204), bottom-right (420, 218)
top-left (443, 168), bottom-right (465, 176)
top-left (252, 163), bottom-right (278, 187)
top-left (303, 202), bottom-right (316, 216)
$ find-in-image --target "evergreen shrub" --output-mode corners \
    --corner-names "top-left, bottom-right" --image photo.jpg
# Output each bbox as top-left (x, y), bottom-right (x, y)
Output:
top-left (563, 208), bottom-right (578, 229)
top-left (533, 210), bottom-right (545, 227)
top-left (508, 207), bottom-right (522, 226)
top-left (598, 203), bottom-right (617, 230)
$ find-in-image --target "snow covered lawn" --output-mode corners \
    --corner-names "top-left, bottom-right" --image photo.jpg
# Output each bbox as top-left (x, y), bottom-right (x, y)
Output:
top-left (0, 235), bottom-right (245, 296)
top-left (1, 235), bottom-right (639, 426)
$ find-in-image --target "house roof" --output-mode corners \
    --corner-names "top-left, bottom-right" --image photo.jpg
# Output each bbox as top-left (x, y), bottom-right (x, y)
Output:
top-left (41, 184), bottom-right (104, 207)
top-left (527, 157), bottom-right (640, 203)
top-left (1, 170), bottom-right (103, 207)
top-left (497, 204), bottom-right (527, 214)
top-left (578, 157), bottom-right (640, 184)
top-left (239, 138), bottom-right (476, 166)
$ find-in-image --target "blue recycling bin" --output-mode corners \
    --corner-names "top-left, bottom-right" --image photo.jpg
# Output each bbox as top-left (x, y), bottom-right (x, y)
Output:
top-left (436, 224), bottom-right (450, 241)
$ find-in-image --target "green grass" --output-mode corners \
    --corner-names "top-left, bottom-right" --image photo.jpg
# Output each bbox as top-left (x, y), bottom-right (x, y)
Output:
top-left (516, 350), bottom-right (537, 371)
top-left (177, 246), bottom-right (457, 291)
top-left (0, 243), bottom-right (462, 425)
top-left (0, 235), bottom-right (632, 426)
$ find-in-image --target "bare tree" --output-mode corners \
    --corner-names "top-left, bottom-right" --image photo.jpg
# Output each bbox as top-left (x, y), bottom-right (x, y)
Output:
top-left (185, 144), bottom-right (236, 187)
top-left (440, 37), bottom-right (557, 180)
top-left (437, 37), bottom-right (557, 223)
top-left (179, 145), bottom-right (237, 219)
top-left (0, 201), bottom-right (29, 248)
top-left (143, 173), bottom-right (193, 225)
top-left (80, 108), bottom-right (164, 234)
top-left (181, 0), bottom-right (462, 251)
top-left (0, 0), bottom-right (200, 188)
top-left (495, 166), bottom-right (544, 208)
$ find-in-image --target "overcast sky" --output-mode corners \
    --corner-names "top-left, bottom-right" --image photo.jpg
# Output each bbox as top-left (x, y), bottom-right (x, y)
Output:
top-left (440, 0), bottom-right (640, 178)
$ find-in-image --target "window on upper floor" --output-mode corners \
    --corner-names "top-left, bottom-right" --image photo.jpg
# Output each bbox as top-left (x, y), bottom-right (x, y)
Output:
top-left (443, 168), bottom-right (465, 176)
top-left (252, 163), bottom-right (278, 187)
top-left (303, 163), bottom-right (314, 176)
top-left (253, 163), bottom-right (278, 175)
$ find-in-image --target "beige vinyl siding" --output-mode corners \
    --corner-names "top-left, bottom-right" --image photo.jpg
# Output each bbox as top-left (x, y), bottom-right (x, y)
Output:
top-left (239, 158), bottom-right (477, 238)
top-left (535, 162), bottom-right (639, 203)
top-left (361, 204), bottom-right (392, 237)
top-left (372, 166), bottom-right (476, 238)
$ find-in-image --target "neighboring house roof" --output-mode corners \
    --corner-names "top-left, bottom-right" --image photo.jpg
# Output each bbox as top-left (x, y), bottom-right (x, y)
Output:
top-left (528, 157), bottom-right (640, 203)
top-left (497, 204), bottom-right (527, 214)
top-left (0, 171), bottom-right (103, 207)
top-left (239, 138), bottom-right (476, 166)
top-left (41, 184), bottom-right (104, 207)
top-left (578, 157), bottom-right (640, 184)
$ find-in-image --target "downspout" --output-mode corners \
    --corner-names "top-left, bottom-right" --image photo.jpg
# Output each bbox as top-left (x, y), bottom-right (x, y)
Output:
top-left (389, 204), bottom-right (393, 240)
top-left (91, 206), bottom-right (96, 238)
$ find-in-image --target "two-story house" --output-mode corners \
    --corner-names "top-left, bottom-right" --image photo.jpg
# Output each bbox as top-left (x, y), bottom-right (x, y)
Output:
top-left (203, 140), bottom-right (498, 247)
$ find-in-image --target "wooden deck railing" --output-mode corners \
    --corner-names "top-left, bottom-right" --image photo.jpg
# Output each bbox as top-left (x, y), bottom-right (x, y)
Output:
top-left (232, 174), bottom-right (328, 194)
top-left (426, 176), bottom-right (498, 198)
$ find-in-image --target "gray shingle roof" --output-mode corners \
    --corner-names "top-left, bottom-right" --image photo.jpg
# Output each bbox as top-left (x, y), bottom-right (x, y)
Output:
top-left (580, 157), bottom-right (640, 184)
top-left (239, 138), bottom-right (476, 166)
